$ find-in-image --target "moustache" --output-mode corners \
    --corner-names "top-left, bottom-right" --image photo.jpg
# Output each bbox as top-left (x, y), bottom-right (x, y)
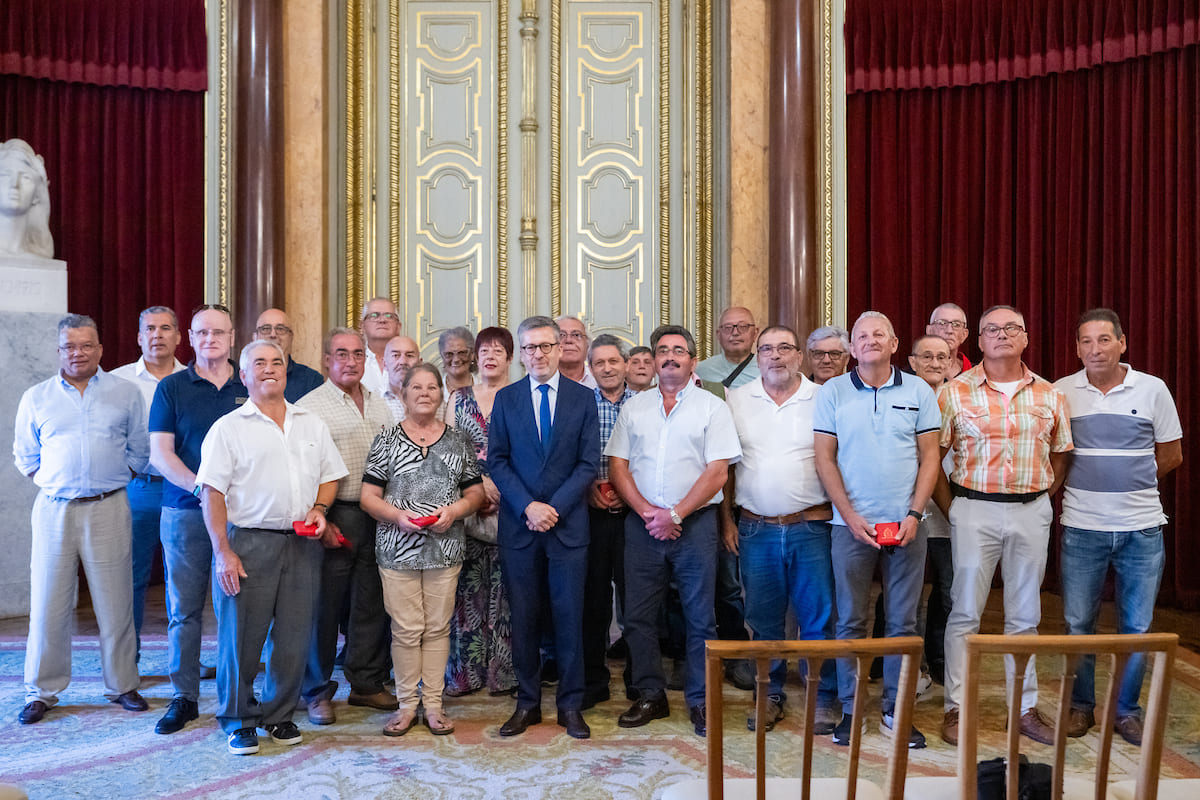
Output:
top-left (661, 360), bottom-right (680, 369)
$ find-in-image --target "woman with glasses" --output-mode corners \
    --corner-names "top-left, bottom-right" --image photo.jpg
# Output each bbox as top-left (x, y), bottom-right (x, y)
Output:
top-left (360, 364), bottom-right (484, 736)
top-left (442, 326), bottom-right (519, 697)
top-left (439, 327), bottom-right (476, 398)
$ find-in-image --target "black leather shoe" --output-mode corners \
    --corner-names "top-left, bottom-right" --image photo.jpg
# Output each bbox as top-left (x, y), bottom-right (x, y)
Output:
top-left (155, 697), bottom-right (199, 734)
top-left (689, 704), bottom-right (707, 737)
top-left (557, 708), bottom-right (591, 739)
top-left (618, 695), bottom-right (670, 728)
top-left (499, 706), bottom-right (542, 737)
top-left (18, 700), bottom-right (48, 725)
top-left (112, 690), bottom-right (149, 712)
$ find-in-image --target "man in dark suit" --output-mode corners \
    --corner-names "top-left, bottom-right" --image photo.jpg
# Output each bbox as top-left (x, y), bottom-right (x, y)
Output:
top-left (488, 315), bottom-right (601, 740)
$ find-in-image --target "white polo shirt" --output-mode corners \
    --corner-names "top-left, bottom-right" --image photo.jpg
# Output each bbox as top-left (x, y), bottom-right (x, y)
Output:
top-left (726, 376), bottom-right (826, 516)
top-left (1053, 365), bottom-right (1182, 531)
top-left (197, 400), bottom-right (348, 530)
top-left (604, 377), bottom-right (742, 509)
top-left (111, 356), bottom-right (186, 476)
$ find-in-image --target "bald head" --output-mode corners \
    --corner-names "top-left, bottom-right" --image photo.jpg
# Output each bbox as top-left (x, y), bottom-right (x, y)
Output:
top-left (254, 308), bottom-right (294, 358)
top-left (384, 335), bottom-right (422, 391)
top-left (716, 306), bottom-right (757, 361)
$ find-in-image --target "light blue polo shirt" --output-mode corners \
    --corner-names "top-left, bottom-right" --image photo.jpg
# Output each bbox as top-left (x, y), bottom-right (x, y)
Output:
top-left (812, 367), bottom-right (940, 526)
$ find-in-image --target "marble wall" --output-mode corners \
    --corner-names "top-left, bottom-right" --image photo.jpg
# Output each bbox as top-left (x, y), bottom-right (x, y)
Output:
top-left (0, 312), bottom-right (63, 617)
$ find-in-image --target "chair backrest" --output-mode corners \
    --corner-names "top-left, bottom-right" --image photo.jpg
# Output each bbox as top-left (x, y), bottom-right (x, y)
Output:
top-left (957, 632), bottom-right (1178, 800)
top-left (705, 636), bottom-right (925, 800)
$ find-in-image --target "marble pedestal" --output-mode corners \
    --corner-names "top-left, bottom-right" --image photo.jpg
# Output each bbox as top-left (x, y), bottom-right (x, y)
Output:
top-left (0, 258), bottom-right (66, 617)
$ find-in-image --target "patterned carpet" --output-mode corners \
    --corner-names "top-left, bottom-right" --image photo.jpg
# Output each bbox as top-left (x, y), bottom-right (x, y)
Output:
top-left (2, 635), bottom-right (1199, 799)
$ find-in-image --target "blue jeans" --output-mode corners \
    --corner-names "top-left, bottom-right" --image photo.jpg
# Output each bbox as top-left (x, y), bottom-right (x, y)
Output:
top-left (160, 506), bottom-right (213, 702)
top-left (1061, 525), bottom-right (1164, 718)
top-left (831, 523), bottom-right (927, 715)
top-left (624, 506), bottom-right (719, 709)
top-left (127, 475), bottom-right (165, 652)
top-left (738, 517), bottom-right (837, 703)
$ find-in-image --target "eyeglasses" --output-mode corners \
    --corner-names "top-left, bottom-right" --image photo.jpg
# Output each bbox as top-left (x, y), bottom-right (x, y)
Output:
top-left (719, 323), bottom-right (755, 334)
top-left (520, 342), bottom-right (557, 354)
top-left (362, 311), bottom-right (399, 322)
top-left (930, 319), bottom-right (968, 331)
top-left (442, 349), bottom-right (472, 362)
top-left (58, 343), bottom-right (98, 354)
top-left (331, 348), bottom-right (366, 362)
top-left (559, 330), bottom-right (588, 341)
top-left (655, 345), bottom-right (691, 357)
top-left (756, 343), bottom-right (799, 356)
top-left (191, 328), bottom-right (232, 338)
top-left (981, 324), bottom-right (1026, 338)
top-left (913, 352), bottom-right (951, 363)
top-left (809, 349), bottom-right (847, 361)
top-left (255, 324), bottom-right (292, 336)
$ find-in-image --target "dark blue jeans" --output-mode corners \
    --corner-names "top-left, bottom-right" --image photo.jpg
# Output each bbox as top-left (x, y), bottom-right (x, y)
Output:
top-left (624, 506), bottom-right (719, 710)
top-left (738, 516), bottom-right (838, 703)
top-left (1061, 525), bottom-right (1164, 717)
top-left (127, 475), bottom-right (165, 652)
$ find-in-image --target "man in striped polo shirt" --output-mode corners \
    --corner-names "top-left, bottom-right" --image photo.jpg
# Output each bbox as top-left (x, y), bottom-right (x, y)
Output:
top-left (1054, 308), bottom-right (1181, 745)
top-left (935, 305), bottom-right (1073, 746)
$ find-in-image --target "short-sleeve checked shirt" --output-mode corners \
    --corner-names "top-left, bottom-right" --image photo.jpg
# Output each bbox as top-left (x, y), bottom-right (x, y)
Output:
top-left (939, 363), bottom-right (1073, 495)
top-left (297, 380), bottom-right (393, 502)
top-left (594, 385), bottom-right (635, 481)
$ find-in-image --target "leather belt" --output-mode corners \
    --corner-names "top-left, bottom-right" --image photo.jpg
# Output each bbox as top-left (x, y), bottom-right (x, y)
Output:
top-left (137, 474), bottom-right (164, 483)
top-left (950, 482), bottom-right (1046, 504)
top-left (66, 488), bottom-right (124, 504)
top-left (740, 502), bottom-right (833, 525)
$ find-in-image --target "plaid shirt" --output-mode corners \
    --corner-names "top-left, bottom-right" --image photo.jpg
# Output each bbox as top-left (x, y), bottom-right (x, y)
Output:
top-left (297, 380), bottom-right (394, 501)
top-left (938, 363), bottom-right (1073, 495)
top-left (595, 385), bottom-right (636, 481)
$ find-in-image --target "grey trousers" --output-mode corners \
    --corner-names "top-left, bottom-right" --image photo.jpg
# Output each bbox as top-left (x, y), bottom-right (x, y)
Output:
top-left (25, 490), bottom-right (139, 704)
top-left (213, 526), bottom-right (322, 733)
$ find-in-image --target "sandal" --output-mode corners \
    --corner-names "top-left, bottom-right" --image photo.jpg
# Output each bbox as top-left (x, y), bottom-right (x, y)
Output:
top-left (382, 710), bottom-right (417, 737)
top-left (424, 710), bottom-right (455, 735)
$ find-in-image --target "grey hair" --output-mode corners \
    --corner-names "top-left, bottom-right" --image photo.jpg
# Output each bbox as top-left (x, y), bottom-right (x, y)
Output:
top-left (588, 333), bottom-right (628, 362)
top-left (928, 302), bottom-right (966, 324)
top-left (649, 324), bottom-right (696, 357)
top-left (360, 296), bottom-right (396, 319)
top-left (979, 305), bottom-right (1025, 332)
top-left (806, 325), bottom-right (850, 352)
top-left (402, 362), bottom-right (444, 392)
top-left (323, 327), bottom-right (365, 354)
top-left (239, 339), bottom-right (285, 371)
top-left (438, 326), bottom-right (475, 353)
top-left (517, 315), bottom-right (561, 340)
top-left (852, 311), bottom-right (896, 339)
top-left (555, 315), bottom-right (590, 339)
top-left (58, 313), bottom-right (97, 335)
top-left (138, 306), bottom-right (179, 330)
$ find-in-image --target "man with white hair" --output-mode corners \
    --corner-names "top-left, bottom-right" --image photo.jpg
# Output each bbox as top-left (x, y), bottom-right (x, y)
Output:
top-left (805, 326), bottom-right (851, 385)
top-left (359, 297), bottom-right (402, 397)
top-left (926, 303), bottom-right (971, 379)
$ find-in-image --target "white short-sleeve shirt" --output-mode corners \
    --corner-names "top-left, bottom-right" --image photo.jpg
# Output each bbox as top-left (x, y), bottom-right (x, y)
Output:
top-left (197, 400), bottom-right (349, 530)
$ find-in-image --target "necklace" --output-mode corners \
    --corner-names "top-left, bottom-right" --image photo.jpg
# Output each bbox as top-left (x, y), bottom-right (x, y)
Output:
top-left (404, 420), bottom-right (438, 443)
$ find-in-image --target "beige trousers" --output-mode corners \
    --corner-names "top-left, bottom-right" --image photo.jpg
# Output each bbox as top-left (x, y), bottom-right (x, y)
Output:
top-left (379, 563), bottom-right (462, 714)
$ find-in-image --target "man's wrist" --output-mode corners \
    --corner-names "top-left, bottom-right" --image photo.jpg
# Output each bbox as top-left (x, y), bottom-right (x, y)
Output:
top-left (668, 506), bottom-right (683, 525)
top-left (906, 509), bottom-right (923, 521)
top-left (312, 502), bottom-right (329, 514)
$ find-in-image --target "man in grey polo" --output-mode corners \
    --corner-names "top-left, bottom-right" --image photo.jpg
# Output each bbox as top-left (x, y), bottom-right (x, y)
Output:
top-left (813, 311), bottom-right (941, 749)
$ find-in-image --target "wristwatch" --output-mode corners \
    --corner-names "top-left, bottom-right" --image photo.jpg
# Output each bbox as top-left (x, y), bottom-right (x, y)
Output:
top-left (906, 509), bottom-right (924, 522)
top-left (668, 506), bottom-right (682, 525)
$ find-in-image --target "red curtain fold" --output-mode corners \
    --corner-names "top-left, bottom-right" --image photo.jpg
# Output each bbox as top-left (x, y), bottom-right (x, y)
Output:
top-left (0, 0), bottom-right (207, 91)
top-left (846, 0), bottom-right (1200, 92)
top-left (845, 5), bottom-right (1200, 607)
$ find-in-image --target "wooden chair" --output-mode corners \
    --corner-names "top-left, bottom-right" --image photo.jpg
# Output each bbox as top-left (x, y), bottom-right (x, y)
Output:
top-left (662, 636), bottom-right (924, 800)
top-left (905, 632), bottom-right (1179, 800)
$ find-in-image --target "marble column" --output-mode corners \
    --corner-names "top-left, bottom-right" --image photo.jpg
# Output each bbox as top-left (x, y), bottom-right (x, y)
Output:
top-left (232, 0), bottom-right (286, 344)
top-left (768, 0), bottom-right (820, 338)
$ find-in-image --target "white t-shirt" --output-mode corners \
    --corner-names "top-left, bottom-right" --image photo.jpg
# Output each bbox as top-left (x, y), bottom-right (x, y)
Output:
top-left (1053, 366), bottom-right (1182, 531)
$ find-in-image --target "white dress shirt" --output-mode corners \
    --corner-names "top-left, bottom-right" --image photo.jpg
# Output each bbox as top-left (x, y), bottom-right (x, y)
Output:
top-left (605, 377), bottom-right (742, 509)
top-left (361, 351), bottom-right (388, 398)
top-left (111, 356), bottom-right (186, 476)
top-left (726, 376), bottom-right (826, 515)
top-left (197, 400), bottom-right (348, 529)
top-left (528, 372), bottom-right (561, 434)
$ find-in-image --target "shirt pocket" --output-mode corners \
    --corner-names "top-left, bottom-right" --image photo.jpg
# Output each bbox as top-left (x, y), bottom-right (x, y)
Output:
top-left (1022, 406), bottom-right (1055, 443)
top-left (954, 408), bottom-right (989, 441)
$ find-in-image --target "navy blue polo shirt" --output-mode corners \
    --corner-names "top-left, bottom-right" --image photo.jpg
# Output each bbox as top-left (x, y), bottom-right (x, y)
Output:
top-left (149, 360), bottom-right (248, 509)
top-left (286, 357), bottom-right (324, 402)
top-left (812, 366), bottom-right (940, 526)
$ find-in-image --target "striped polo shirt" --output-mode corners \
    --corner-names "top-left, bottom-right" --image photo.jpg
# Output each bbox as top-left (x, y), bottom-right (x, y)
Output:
top-left (1053, 366), bottom-right (1182, 531)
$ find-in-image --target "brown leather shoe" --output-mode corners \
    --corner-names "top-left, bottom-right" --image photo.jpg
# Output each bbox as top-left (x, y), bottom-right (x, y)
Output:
top-left (18, 700), bottom-right (48, 724)
top-left (941, 708), bottom-right (959, 745)
top-left (1114, 714), bottom-right (1143, 746)
top-left (1067, 708), bottom-right (1094, 738)
top-left (1019, 707), bottom-right (1056, 744)
top-left (307, 695), bottom-right (335, 725)
top-left (347, 689), bottom-right (400, 711)
top-left (111, 690), bottom-right (149, 712)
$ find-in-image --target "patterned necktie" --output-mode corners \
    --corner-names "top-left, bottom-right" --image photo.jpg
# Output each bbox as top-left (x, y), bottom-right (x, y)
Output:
top-left (537, 383), bottom-right (552, 454)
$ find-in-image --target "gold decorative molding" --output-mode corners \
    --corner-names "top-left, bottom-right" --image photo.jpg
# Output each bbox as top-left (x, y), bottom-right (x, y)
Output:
top-left (217, 0), bottom-right (230, 305)
top-left (344, 0), bottom-right (366, 326)
top-left (548, 0), bottom-right (560, 317)
top-left (497, 0), bottom-right (510, 327)
top-left (697, 0), bottom-right (713, 354)
top-left (820, 0), bottom-right (835, 325)
top-left (657, 0), bottom-right (670, 329)
top-left (388, 0), bottom-right (400, 311)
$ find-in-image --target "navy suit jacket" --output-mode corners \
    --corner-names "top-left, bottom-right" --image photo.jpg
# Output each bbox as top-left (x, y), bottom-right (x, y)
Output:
top-left (488, 375), bottom-right (600, 549)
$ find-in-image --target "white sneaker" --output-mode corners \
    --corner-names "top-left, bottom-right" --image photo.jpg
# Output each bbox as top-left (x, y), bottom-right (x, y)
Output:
top-left (916, 669), bottom-right (934, 699)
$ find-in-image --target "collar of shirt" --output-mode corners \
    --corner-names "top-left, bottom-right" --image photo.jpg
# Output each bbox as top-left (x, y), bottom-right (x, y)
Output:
top-left (132, 356), bottom-right (185, 379)
top-left (660, 374), bottom-right (698, 408)
top-left (594, 384), bottom-right (635, 407)
top-left (528, 371), bottom-right (561, 394)
top-left (1074, 363), bottom-right (1138, 393)
top-left (57, 368), bottom-right (103, 392)
top-left (848, 365), bottom-right (903, 390)
top-left (966, 362), bottom-right (1035, 392)
top-left (743, 374), bottom-right (816, 407)
top-left (235, 397), bottom-right (306, 434)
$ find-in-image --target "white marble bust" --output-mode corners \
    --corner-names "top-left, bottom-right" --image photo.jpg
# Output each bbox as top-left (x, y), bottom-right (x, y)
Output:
top-left (0, 139), bottom-right (55, 260)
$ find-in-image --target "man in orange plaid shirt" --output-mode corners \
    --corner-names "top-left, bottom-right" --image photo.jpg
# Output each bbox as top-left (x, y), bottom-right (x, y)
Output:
top-left (934, 305), bottom-right (1073, 747)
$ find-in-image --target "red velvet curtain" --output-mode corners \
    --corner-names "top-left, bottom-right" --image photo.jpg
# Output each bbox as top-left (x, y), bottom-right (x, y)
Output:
top-left (0, 0), bottom-right (207, 368)
top-left (845, 0), bottom-right (1200, 608)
